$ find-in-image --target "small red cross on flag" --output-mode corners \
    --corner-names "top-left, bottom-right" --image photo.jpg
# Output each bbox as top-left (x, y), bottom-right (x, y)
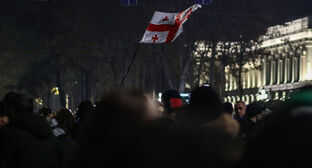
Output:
top-left (152, 35), bottom-right (159, 43)
top-left (140, 4), bottom-right (201, 44)
top-left (162, 16), bottom-right (169, 22)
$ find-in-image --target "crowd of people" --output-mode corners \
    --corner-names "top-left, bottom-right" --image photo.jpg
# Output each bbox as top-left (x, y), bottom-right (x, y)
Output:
top-left (0, 86), bottom-right (312, 167)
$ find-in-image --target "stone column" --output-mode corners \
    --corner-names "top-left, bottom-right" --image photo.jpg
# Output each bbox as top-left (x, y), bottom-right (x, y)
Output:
top-left (277, 56), bottom-right (281, 84)
top-left (291, 54), bottom-right (295, 82)
top-left (243, 72), bottom-right (246, 89)
top-left (270, 57), bottom-right (274, 85)
top-left (284, 57), bottom-right (288, 84)
top-left (225, 68), bottom-right (229, 91)
top-left (252, 70), bottom-right (256, 88)
top-left (232, 96), bottom-right (236, 104)
top-left (306, 44), bottom-right (312, 80)
top-left (247, 70), bottom-right (251, 88)
top-left (258, 59), bottom-right (262, 87)
top-left (229, 73), bottom-right (233, 90)
top-left (300, 51), bottom-right (306, 81)
top-left (263, 58), bottom-right (267, 86)
top-left (234, 75), bottom-right (237, 90)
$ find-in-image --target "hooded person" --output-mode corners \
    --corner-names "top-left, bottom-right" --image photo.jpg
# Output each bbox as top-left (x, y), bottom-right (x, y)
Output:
top-left (0, 92), bottom-right (61, 168)
top-left (161, 90), bottom-right (183, 118)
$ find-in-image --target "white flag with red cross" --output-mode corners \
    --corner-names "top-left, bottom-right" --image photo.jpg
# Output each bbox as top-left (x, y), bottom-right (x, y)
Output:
top-left (140, 4), bottom-right (202, 44)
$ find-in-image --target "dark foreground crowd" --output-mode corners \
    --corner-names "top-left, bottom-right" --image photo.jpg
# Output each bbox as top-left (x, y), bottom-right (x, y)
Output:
top-left (0, 86), bottom-right (312, 168)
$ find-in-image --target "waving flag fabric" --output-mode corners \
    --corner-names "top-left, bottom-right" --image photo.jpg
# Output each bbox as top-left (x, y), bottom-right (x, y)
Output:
top-left (140, 4), bottom-right (201, 44)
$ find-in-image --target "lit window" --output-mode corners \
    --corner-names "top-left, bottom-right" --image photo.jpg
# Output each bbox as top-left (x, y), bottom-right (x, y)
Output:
top-left (120, 0), bottom-right (137, 6)
top-left (195, 0), bottom-right (212, 5)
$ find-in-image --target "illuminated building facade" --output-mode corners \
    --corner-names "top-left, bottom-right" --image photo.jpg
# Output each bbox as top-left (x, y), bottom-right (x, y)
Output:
top-left (224, 16), bottom-right (312, 104)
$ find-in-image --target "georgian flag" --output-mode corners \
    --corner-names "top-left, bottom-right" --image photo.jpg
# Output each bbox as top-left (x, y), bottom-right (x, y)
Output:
top-left (140, 4), bottom-right (202, 44)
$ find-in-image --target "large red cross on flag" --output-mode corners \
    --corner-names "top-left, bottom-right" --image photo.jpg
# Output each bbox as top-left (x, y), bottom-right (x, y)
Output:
top-left (140, 4), bottom-right (201, 44)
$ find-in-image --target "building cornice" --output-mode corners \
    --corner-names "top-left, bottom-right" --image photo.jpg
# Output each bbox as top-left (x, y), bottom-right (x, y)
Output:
top-left (262, 30), bottom-right (312, 48)
top-left (263, 80), bottom-right (312, 92)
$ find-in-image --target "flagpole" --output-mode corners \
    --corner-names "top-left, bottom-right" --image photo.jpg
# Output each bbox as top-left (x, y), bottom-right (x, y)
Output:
top-left (120, 43), bottom-right (142, 87)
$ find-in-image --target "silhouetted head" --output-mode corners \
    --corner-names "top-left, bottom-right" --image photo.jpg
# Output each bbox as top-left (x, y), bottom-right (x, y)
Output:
top-left (55, 108), bottom-right (75, 133)
top-left (77, 101), bottom-right (95, 120)
top-left (190, 86), bottom-right (221, 108)
top-left (190, 86), bottom-right (222, 116)
top-left (39, 107), bottom-right (53, 121)
top-left (223, 102), bottom-right (234, 115)
top-left (176, 86), bottom-right (222, 125)
top-left (93, 88), bottom-right (159, 131)
top-left (2, 92), bottom-right (33, 119)
top-left (245, 102), bottom-right (265, 119)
